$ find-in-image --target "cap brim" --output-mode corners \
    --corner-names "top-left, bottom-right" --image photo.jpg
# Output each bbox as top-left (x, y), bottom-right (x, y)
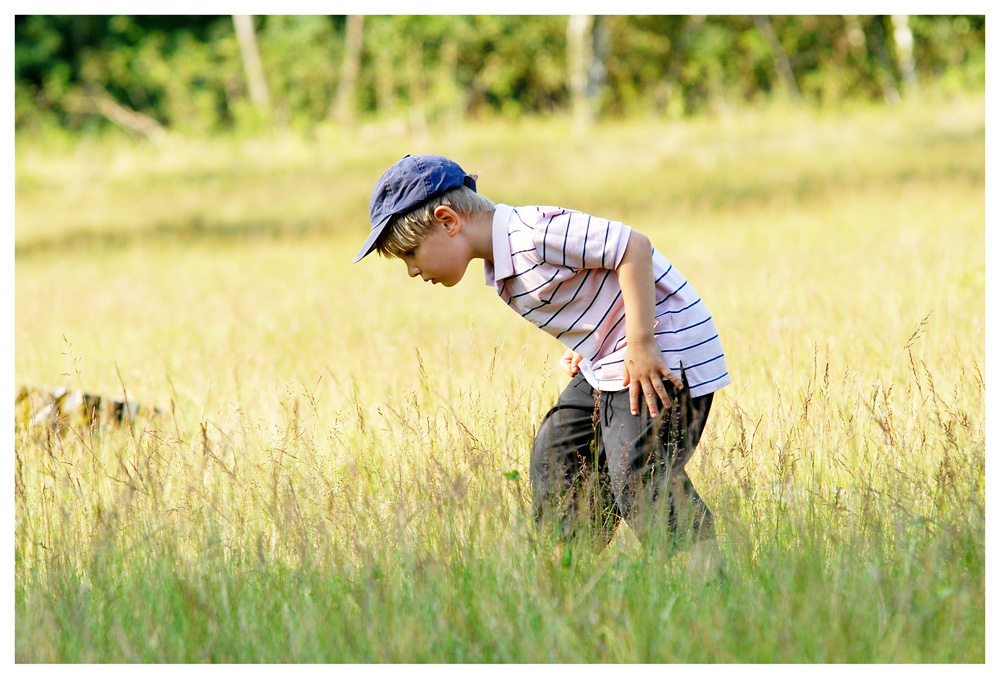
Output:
top-left (353, 214), bottom-right (393, 263)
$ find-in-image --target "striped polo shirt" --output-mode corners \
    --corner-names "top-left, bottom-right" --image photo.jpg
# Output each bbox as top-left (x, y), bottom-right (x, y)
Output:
top-left (484, 203), bottom-right (731, 398)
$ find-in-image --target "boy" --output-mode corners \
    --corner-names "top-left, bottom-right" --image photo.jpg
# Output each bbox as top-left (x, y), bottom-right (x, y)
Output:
top-left (356, 154), bottom-right (730, 575)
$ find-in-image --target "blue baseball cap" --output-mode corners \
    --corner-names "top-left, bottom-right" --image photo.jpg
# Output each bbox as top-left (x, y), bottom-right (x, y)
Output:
top-left (354, 154), bottom-right (478, 263)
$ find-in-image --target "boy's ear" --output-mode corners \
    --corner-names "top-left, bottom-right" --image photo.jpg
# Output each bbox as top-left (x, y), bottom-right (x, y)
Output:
top-left (433, 205), bottom-right (461, 235)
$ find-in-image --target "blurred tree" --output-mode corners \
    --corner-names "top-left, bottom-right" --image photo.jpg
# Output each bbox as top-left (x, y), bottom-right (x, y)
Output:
top-left (407, 33), bottom-right (429, 136)
top-left (233, 15), bottom-right (273, 123)
top-left (840, 15), bottom-right (871, 98)
top-left (79, 82), bottom-right (166, 141)
top-left (909, 15), bottom-right (984, 94)
top-left (753, 15), bottom-right (802, 104)
top-left (463, 15), bottom-right (567, 117)
top-left (601, 16), bottom-right (681, 115)
top-left (255, 16), bottom-right (337, 130)
top-left (868, 16), bottom-right (901, 105)
top-left (568, 14), bottom-right (595, 133)
top-left (892, 14), bottom-right (918, 97)
top-left (360, 16), bottom-right (400, 117)
top-left (330, 14), bottom-right (363, 124)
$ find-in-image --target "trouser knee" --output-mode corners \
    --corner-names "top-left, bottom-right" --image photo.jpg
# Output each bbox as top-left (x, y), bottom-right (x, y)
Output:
top-left (530, 407), bottom-right (618, 544)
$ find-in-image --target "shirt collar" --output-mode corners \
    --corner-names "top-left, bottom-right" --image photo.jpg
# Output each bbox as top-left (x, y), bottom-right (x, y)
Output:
top-left (484, 203), bottom-right (515, 287)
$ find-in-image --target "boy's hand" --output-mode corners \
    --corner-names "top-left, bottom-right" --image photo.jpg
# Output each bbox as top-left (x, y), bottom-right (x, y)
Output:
top-left (559, 349), bottom-right (584, 377)
top-left (622, 337), bottom-right (683, 418)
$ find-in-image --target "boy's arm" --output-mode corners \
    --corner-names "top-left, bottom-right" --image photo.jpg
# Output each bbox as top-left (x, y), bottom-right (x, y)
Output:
top-left (617, 230), bottom-right (683, 417)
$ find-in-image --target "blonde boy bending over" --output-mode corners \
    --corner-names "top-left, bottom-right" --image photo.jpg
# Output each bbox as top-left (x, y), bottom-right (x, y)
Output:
top-left (356, 154), bottom-right (730, 577)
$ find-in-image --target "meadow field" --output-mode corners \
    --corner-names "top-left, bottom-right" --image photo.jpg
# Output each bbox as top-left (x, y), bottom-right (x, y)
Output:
top-left (14, 95), bottom-right (985, 662)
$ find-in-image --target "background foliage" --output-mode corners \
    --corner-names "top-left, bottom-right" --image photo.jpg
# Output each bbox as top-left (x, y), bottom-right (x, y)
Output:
top-left (15, 15), bottom-right (986, 139)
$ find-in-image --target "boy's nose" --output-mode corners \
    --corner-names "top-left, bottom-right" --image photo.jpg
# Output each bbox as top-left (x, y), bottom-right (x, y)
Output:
top-left (407, 264), bottom-right (420, 278)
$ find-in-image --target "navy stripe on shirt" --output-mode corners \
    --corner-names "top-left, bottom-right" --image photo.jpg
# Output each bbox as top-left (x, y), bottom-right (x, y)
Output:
top-left (509, 270), bottom-right (560, 300)
top-left (656, 279), bottom-right (688, 306)
top-left (599, 334), bottom-right (722, 368)
top-left (537, 272), bottom-right (590, 331)
top-left (654, 316), bottom-right (713, 336)
top-left (558, 270), bottom-right (616, 343)
top-left (656, 298), bottom-right (701, 318)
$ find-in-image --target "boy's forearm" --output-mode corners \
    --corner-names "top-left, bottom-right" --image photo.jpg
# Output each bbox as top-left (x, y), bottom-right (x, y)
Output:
top-left (617, 231), bottom-right (657, 343)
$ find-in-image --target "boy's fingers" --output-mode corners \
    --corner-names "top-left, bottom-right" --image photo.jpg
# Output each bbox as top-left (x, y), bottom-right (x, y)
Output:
top-left (663, 367), bottom-right (683, 390)
top-left (645, 382), bottom-right (660, 418)
top-left (629, 381), bottom-right (641, 415)
top-left (653, 379), bottom-right (672, 411)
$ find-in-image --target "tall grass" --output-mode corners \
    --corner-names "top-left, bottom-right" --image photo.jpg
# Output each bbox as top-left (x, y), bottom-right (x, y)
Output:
top-left (14, 96), bottom-right (985, 662)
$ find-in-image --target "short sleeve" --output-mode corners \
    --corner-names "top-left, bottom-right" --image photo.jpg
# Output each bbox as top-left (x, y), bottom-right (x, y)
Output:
top-left (530, 208), bottom-right (633, 270)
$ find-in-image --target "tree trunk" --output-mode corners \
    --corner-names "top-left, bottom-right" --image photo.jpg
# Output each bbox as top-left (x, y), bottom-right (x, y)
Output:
top-left (567, 14), bottom-right (594, 134)
top-left (74, 84), bottom-right (167, 143)
top-left (869, 16), bottom-right (901, 106)
top-left (754, 15), bottom-right (802, 104)
top-left (891, 14), bottom-right (918, 97)
top-left (232, 15), bottom-right (272, 118)
top-left (331, 15), bottom-right (364, 123)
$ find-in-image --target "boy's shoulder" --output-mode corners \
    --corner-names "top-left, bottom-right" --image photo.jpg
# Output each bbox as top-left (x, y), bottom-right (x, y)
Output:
top-left (498, 203), bottom-right (631, 270)
top-left (512, 204), bottom-right (576, 218)
top-left (508, 204), bottom-right (590, 228)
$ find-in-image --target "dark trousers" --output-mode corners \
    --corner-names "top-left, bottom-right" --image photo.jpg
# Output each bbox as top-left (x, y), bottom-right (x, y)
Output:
top-left (530, 370), bottom-right (715, 547)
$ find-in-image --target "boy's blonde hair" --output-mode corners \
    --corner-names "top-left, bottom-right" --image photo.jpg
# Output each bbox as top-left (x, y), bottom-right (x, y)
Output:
top-left (375, 183), bottom-right (494, 258)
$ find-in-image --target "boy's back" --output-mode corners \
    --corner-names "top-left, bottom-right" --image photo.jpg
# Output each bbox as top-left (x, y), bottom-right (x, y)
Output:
top-left (487, 203), bottom-right (730, 396)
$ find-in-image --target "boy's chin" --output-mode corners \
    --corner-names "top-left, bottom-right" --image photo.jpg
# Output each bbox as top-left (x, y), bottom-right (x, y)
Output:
top-left (442, 271), bottom-right (467, 287)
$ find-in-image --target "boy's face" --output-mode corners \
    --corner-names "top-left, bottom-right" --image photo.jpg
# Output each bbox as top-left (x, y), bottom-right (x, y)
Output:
top-left (400, 222), bottom-right (471, 287)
